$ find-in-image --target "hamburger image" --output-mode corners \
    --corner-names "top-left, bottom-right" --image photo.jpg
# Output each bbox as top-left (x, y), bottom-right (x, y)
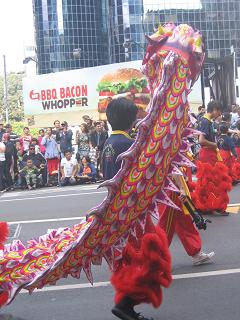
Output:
top-left (96, 68), bottom-right (150, 120)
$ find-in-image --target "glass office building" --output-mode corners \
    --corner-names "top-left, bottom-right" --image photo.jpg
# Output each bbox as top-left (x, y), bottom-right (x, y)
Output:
top-left (143, 0), bottom-right (240, 65)
top-left (33, 0), bottom-right (105, 74)
top-left (33, 0), bottom-right (240, 74)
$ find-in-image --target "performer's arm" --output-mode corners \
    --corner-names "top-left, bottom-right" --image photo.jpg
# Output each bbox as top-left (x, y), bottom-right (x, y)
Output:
top-left (199, 133), bottom-right (217, 149)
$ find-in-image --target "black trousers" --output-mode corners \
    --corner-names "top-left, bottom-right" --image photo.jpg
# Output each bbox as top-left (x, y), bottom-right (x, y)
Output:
top-left (4, 158), bottom-right (13, 188)
top-left (0, 161), bottom-right (6, 190)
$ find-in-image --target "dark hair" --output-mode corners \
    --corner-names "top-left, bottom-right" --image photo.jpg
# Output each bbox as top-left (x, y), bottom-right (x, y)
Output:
top-left (54, 120), bottom-right (60, 125)
top-left (102, 120), bottom-right (109, 131)
top-left (94, 121), bottom-right (102, 127)
top-left (207, 100), bottom-right (222, 113)
top-left (198, 105), bottom-right (204, 112)
top-left (80, 123), bottom-right (89, 133)
top-left (219, 123), bottom-right (229, 134)
top-left (23, 127), bottom-right (29, 131)
top-left (32, 138), bottom-right (38, 144)
top-left (82, 155), bottom-right (91, 163)
top-left (222, 112), bottom-right (231, 122)
top-left (29, 144), bottom-right (35, 149)
top-left (61, 121), bottom-right (68, 127)
top-left (64, 150), bottom-right (72, 156)
top-left (5, 123), bottom-right (12, 129)
top-left (39, 129), bottom-right (44, 133)
top-left (106, 98), bottom-right (138, 131)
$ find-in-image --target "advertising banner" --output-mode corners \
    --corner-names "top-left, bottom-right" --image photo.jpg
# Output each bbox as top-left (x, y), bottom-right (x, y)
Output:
top-left (23, 60), bottom-right (146, 123)
top-left (23, 60), bottom-right (202, 126)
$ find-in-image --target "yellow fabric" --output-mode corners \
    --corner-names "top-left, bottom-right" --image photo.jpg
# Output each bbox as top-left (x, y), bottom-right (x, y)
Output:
top-left (216, 149), bottom-right (223, 161)
top-left (202, 113), bottom-right (212, 122)
top-left (111, 130), bottom-right (132, 140)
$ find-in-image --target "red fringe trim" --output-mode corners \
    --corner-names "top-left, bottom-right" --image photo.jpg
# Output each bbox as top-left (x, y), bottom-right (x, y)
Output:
top-left (0, 222), bottom-right (8, 250)
top-left (111, 226), bottom-right (172, 308)
top-left (191, 161), bottom-right (232, 212)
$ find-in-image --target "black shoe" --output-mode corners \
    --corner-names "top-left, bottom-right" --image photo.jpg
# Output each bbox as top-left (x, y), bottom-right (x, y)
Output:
top-left (112, 306), bottom-right (153, 320)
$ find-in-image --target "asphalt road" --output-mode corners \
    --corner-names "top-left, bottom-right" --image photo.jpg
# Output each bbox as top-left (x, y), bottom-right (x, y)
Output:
top-left (0, 183), bottom-right (240, 320)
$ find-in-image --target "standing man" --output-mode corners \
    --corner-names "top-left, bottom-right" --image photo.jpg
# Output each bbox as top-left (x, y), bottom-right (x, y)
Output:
top-left (192, 100), bottom-right (232, 214)
top-left (198, 100), bottom-right (222, 165)
top-left (0, 138), bottom-right (6, 191)
top-left (56, 121), bottom-right (73, 157)
top-left (90, 122), bottom-right (108, 176)
top-left (102, 98), bottom-right (172, 320)
top-left (2, 133), bottom-right (15, 190)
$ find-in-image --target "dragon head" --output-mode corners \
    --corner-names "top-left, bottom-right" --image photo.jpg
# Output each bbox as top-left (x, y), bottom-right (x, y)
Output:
top-left (143, 23), bottom-right (205, 88)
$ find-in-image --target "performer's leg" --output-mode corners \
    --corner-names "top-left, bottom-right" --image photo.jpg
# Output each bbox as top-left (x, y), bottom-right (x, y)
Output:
top-left (111, 220), bottom-right (172, 320)
top-left (175, 212), bottom-right (201, 257)
top-left (158, 204), bottom-right (176, 246)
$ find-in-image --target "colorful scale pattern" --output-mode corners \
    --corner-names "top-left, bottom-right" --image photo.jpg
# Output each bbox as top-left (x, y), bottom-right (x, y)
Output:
top-left (0, 24), bottom-right (204, 305)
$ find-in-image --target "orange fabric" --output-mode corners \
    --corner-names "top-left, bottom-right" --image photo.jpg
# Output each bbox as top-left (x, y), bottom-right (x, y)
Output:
top-left (83, 166), bottom-right (91, 175)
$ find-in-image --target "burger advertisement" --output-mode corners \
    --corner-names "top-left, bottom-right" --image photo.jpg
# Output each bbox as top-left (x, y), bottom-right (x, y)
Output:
top-left (23, 60), bottom-right (150, 126)
top-left (97, 68), bottom-right (150, 120)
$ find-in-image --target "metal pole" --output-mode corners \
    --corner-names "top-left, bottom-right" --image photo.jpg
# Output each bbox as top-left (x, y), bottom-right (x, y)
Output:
top-left (3, 55), bottom-right (9, 123)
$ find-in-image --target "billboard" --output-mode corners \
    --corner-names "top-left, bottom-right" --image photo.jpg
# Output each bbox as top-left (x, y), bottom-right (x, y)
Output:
top-left (23, 60), bottom-right (202, 127)
top-left (23, 60), bottom-right (145, 126)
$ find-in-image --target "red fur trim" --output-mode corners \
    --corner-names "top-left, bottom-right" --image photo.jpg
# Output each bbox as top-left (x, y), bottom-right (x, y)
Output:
top-left (111, 226), bottom-right (172, 308)
top-left (0, 291), bottom-right (9, 307)
top-left (232, 160), bottom-right (240, 180)
top-left (0, 222), bottom-right (8, 250)
top-left (191, 161), bottom-right (232, 212)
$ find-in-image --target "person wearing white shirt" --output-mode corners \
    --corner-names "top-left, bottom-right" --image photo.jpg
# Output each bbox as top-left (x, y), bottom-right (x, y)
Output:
top-left (60, 151), bottom-right (78, 186)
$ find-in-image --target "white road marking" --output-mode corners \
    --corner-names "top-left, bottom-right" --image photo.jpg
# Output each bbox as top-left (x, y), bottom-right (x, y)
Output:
top-left (19, 268), bottom-right (240, 294)
top-left (228, 203), bottom-right (240, 207)
top-left (0, 185), bottom-right (101, 199)
top-left (6, 202), bottom-right (240, 225)
top-left (0, 190), bottom-right (106, 203)
top-left (8, 216), bottom-right (86, 225)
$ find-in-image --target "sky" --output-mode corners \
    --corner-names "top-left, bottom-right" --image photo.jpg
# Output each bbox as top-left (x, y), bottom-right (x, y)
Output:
top-left (0, 0), bottom-right (34, 73)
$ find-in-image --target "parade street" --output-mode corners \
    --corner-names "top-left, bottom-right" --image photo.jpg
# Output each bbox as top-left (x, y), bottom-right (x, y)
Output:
top-left (1, 184), bottom-right (240, 320)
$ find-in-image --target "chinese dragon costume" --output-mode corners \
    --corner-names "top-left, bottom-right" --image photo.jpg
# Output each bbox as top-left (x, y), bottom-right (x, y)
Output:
top-left (0, 24), bottom-right (204, 310)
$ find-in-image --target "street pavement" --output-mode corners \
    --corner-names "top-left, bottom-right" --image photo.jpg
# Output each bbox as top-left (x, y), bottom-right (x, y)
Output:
top-left (0, 183), bottom-right (240, 320)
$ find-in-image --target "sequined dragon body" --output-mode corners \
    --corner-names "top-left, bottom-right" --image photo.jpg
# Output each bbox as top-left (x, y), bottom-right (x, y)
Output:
top-left (0, 24), bottom-right (204, 307)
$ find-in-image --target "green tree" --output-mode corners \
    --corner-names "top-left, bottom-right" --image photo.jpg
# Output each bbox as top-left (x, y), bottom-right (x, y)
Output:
top-left (0, 72), bottom-right (24, 122)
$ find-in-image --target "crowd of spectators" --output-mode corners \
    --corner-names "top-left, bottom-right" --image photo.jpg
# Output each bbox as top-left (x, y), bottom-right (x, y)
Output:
top-left (0, 115), bottom-right (109, 191)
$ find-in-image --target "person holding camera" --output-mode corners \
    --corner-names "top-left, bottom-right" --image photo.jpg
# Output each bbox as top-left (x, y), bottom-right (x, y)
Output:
top-left (56, 121), bottom-right (73, 157)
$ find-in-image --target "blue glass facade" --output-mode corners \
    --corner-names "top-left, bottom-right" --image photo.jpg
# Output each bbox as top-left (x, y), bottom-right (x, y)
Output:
top-left (33, 0), bottom-right (105, 74)
top-left (33, 0), bottom-right (240, 74)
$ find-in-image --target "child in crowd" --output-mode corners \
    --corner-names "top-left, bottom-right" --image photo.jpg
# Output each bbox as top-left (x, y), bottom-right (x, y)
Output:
top-left (60, 151), bottom-right (78, 186)
top-left (76, 156), bottom-right (97, 183)
top-left (31, 138), bottom-right (41, 154)
top-left (19, 159), bottom-right (44, 190)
